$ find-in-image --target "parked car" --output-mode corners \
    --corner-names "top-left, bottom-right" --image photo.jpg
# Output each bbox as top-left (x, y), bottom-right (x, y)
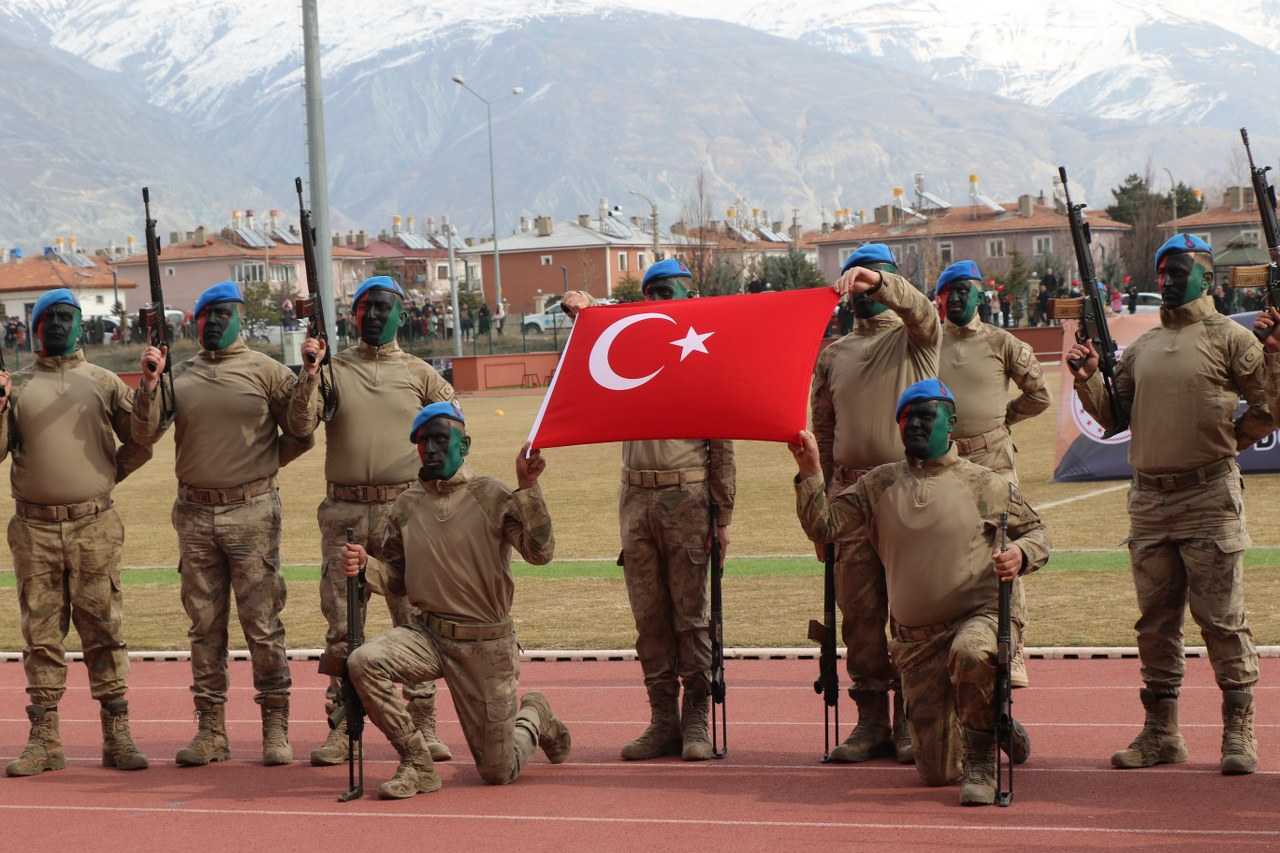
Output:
top-left (522, 298), bottom-right (618, 334)
top-left (1132, 292), bottom-right (1163, 313)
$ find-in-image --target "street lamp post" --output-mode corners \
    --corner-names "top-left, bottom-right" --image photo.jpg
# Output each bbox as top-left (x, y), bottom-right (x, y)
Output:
top-left (452, 75), bottom-right (523, 310)
top-left (629, 190), bottom-right (661, 262)
top-left (1163, 166), bottom-right (1179, 234)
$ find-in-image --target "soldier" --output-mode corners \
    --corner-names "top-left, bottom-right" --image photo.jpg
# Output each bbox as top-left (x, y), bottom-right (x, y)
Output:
top-left (934, 260), bottom-right (1050, 687)
top-left (562, 259), bottom-right (735, 762)
top-left (341, 401), bottom-right (570, 799)
top-left (810, 243), bottom-right (941, 764)
top-left (135, 280), bottom-right (315, 767)
top-left (791, 378), bottom-right (1049, 805)
top-left (291, 275), bottom-right (457, 766)
top-left (1068, 234), bottom-right (1271, 775)
top-left (0, 289), bottom-right (152, 777)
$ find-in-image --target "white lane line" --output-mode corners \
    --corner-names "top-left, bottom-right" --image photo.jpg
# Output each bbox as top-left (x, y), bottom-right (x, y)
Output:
top-left (0, 803), bottom-right (1275, 837)
top-left (1036, 483), bottom-right (1129, 510)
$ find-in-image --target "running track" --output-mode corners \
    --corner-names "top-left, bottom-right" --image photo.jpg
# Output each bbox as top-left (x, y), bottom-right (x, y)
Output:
top-left (1, 656), bottom-right (1277, 851)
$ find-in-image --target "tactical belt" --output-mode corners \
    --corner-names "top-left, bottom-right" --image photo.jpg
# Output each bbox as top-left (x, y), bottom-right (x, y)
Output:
top-left (16, 494), bottom-right (112, 522)
top-left (1133, 458), bottom-right (1233, 493)
top-left (624, 467), bottom-right (708, 488)
top-left (890, 614), bottom-right (967, 643)
top-left (327, 481), bottom-right (413, 503)
top-left (178, 476), bottom-right (275, 506)
top-left (423, 613), bottom-right (514, 642)
top-left (954, 424), bottom-right (1010, 456)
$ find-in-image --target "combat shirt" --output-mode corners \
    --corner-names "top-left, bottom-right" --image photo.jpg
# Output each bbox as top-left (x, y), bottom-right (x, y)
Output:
top-left (132, 339), bottom-right (313, 488)
top-left (940, 314), bottom-right (1049, 438)
top-left (289, 340), bottom-right (455, 486)
top-left (1075, 295), bottom-right (1272, 473)
top-left (811, 272), bottom-right (940, 480)
top-left (795, 446), bottom-right (1050, 627)
top-left (621, 439), bottom-right (736, 525)
top-left (0, 352), bottom-right (151, 505)
top-left (363, 463), bottom-right (554, 624)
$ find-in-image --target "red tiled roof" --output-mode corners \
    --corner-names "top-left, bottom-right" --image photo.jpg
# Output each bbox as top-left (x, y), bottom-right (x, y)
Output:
top-left (0, 255), bottom-right (138, 293)
top-left (110, 232), bottom-right (367, 265)
top-left (810, 203), bottom-right (1130, 245)
top-left (1159, 205), bottom-right (1266, 229)
top-left (361, 238), bottom-right (448, 259)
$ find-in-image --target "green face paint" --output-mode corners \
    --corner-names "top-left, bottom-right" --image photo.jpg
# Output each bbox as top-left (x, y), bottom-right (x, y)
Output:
top-left (645, 277), bottom-right (691, 300)
top-left (377, 299), bottom-right (404, 346)
top-left (417, 419), bottom-right (471, 481)
top-left (38, 305), bottom-right (81, 357)
top-left (944, 280), bottom-right (982, 325)
top-left (899, 400), bottom-right (956, 460)
top-left (1158, 252), bottom-right (1212, 308)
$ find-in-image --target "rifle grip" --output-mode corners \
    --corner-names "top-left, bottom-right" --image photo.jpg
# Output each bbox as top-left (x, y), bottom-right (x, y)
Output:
top-left (1066, 355), bottom-right (1083, 372)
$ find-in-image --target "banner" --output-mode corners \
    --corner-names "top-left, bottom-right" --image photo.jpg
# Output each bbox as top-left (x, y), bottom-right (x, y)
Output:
top-left (527, 289), bottom-right (839, 449)
top-left (1052, 313), bottom-right (1280, 480)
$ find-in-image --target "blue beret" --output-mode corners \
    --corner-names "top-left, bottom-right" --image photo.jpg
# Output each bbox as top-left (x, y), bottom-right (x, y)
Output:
top-left (642, 258), bottom-right (692, 292)
top-left (410, 400), bottom-right (465, 442)
top-left (935, 260), bottom-right (983, 295)
top-left (841, 243), bottom-right (896, 273)
top-left (896, 378), bottom-right (956, 421)
top-left (353, 275), bottom-right (404, 309)
top-left (1155, 233), bottom-right (1212, 269)
top-left (31, 288), bottom-right (80, 330)
top-left (194, 281), bottom-right (244, 318)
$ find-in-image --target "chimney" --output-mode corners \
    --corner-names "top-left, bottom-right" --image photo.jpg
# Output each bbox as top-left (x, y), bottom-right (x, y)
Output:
top-left (671, 222), bottom-right (687, 236)
top-left (269, 210), bottom-right (279, 229)
top-left (356, 230), bottom-right (368, 249)
top-left (68, 236), bottom-right (77, 253)
top-left (194, 226), bottom-right (207, 247)
top-left (519, 216), bottom-right (530, 233)
top-left (821, 221), bottom-right (830, 235)
top-left (1037, 190), bottom-right (1047, 206)
top-left (1225, 187), bottom-right (1244, 211)
top-left (378, 229), bottom-right (389, 242)
top-left (169, 231), bottom-right (182, 245)
top-left (535, 216), bottom-right (553, 237)
top-left (1, 249), bottom-right (8, 264)
top-left (426, 216), bottom-right (437, 233)
top-left (407, 215), bottom-right (415, 234)
top-left (465, 237), bottom-right (476, 247)
top-left (1018, 194), bottom-right (1034, 217)
top-left (393, 215), bottom-right (402, 233)
top-left (630, 216), bottom-right (642, 227)
top-left (232, 210), bottom-right (242, 229)
top-left (127, 235), bottom-right (137, 255)
top-left (874, 205), bottom-right (893, 226)
top-left (1244, 187), bottom-right (1257, 206)
top-left (578, 214), bottom-right (591, 228)
top-left (332, 233), bottom-right (342, 247)
top-left (345, 231), bottom-right (355, 246)
top-left (772, 220), bottom-right (784, 233)
top-left (245, 209), bottom-right (256, 230)
top-left (185, 231), bottom-right (194, 241)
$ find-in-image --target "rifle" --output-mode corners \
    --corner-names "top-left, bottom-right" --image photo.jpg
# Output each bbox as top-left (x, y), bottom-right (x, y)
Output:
top-left (994, 511), bottom-right (1014, 807)
top-left (808, 542), bottom-right (840, 762)
top-left (708, 499), bottom-right (727, 758)
top-left (140, 187), bottom-right (177, 428)
top-left (317, 527), bottom-right (365, 801)
top-left (1237, 128), bottom-right (1280, 342)
top-left (1054, 166), bottom-right (1128, 437)
top-left (295, 177), bottom-right (339, 421)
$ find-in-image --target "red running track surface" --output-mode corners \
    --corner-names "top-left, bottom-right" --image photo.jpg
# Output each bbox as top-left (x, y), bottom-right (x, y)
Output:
top-left (0, 657), bottom-right (1277, 851)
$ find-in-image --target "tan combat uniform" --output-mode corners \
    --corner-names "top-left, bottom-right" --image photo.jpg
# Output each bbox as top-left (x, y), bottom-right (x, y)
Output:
top-left (795, 446), bottom-right (1050, 787)
top-left (1076, 295), bottom-right (1270, 697)
top-left (1, 353), bottom-right (151, 708)
top-left (290, 342), bottom-right (454, 720)
top-left (348, 463), bottom-right (559, 785)
top-left (133, 339), bottom-right (314, 708)
top-left (810, 272), bottom-right (940, 698)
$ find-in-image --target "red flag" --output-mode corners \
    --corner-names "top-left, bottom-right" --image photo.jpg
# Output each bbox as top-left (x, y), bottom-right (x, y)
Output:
top-left (528, 288), bottom-right (839, 448)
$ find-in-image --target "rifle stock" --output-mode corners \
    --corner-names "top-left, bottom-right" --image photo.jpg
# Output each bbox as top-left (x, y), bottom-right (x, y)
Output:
top-left (809, 542), bottom-right (840, 762)
top-left (708, 500), bottom-right (727, 758)
top-left (1239, 128), bottom-right (1280, 342)
top-left (295, 177), bottom-right (339, 421)
top-left (994, 511), bottom-right (1014, 807)
top-left (1057, 166), bottom-right (1128, 437)
top-left (141, 187), bottom-right (177, 428)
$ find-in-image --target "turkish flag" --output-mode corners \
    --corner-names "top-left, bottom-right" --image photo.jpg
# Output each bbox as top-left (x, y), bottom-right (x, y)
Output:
top-left (527, 288), bottom-right (839, 448)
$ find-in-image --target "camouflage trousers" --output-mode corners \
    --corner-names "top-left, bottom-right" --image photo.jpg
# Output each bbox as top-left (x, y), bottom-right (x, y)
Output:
top-left (956, 433), bottom-right (1027, 638)
top-left (8, 506), bottom-right (130, 708)
top-left (890, 607), bottom-right (1019, 786)
top-left (830, 468), bottom-right (896, 695)
top-left (1126, 469), bottom-right (1257, 695)
top-left (174, 489), bottom-right (292, 705)
top-left (317, 496), bottom-right (433, 705)
top-left (349, 617), bottom-right (532, 784)
top-left (618, 482), bottom-right (712, 695)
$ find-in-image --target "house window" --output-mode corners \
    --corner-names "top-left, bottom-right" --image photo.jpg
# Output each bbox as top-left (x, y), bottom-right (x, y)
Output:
top-left (1194, 233), bottom-right (1212, 246)
top-left (937, 242), bottom-right (954, 265)
top-left (436, 264), bottom-right (450, 280)
top-left (233, 261), bottom-right (265, 284)
top-left (619, 253), bottom-right (628, 272)
top-left (638, 253), bottom-right (648, 269)
top-left (987, 239), bottom-right (1006, 259)
top-left (1033, 235), bottom-right (1052, 256)
top-left (1241, 230), bottom-right (1261, 246)
top-left (95, 294), bottom-right (105, 304)
top-left (540, 255), bottom-right (553, 266)
top-left (166, 267), bottom-right (176, 277)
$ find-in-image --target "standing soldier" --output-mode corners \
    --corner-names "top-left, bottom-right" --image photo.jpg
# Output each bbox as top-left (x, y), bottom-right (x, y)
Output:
top-left (135, 280), bottom-right (315, 767)
top-left (810, 243), bottom-right (941, 764)
top-left (934, 260), bottom-right (1050, 687)
top-left (561, 259), bottom-right (735, 762)
top-left (1069, 234), bottom-right (1271, 775)
top-left (291, 275), bottom-right (457, 766)
top-left (1, 289), bottom-right (152, 777)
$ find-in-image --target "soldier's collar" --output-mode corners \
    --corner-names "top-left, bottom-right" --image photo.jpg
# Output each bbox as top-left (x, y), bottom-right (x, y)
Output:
top-left (199, 338), bottom-right (249, 361)
top-left (1159, 293), bottom-right (1215, 328)
top-left (35, 349), bottom-right (86, 369)
top-left (854, 310), bottom-right (901, 334)
top-left (423, 463), bottom-right (474, 495)
top-left (906, 444), bottom-right (961, 473)
top-left (946, 313), bottom-right (985, 337)
top-left (357, 339), bottom-right (402, 359)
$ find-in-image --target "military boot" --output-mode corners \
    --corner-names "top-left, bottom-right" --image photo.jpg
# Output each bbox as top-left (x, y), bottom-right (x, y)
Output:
top-left (310, 703), bottom-right (358, 766)
top-left (261, 694), bottom-right (292, 766)
top-left (1220, 690), bottom-right (1257, 775)
top-left (518, 691), bottom-right (572, 763)
top-left (959, 728), bottom-right (998, 806)
top-left (829, 691), bottom-right (893, 763)
top-left (409, 696), bottom-right (452, 762)
top-left (5, 705), bottom-right (65, 777)
top-left (680, 686), bottom-right (714, 762)
top-left (176, 698), bottom-right (230, 766)
top-left (100, 699), bottom-right (148, 770)
top-left (620, 684), bottom-right (682, 760)
top-left (1111, 687), bottom-right (1187, 769)
top-left (1010, 647), bottom-right (1029, 689)
top-left (378, 730), bottom-right (441, 799)
top-left (891, 691), bottom-right (914, 764)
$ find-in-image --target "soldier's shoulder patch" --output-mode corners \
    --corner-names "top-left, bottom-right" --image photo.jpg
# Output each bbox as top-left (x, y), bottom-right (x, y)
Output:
top-left (1236, 342), bottom-right (1263, 373)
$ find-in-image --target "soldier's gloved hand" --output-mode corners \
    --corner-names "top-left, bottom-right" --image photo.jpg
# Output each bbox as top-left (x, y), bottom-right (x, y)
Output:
top-left (300, 336), bottom-right (327, 373)
top-left (1255, 308), bottom-right (1280, 353)
top-left (140, 344), bottom-right (168, 392)
top-left (517, 441), bottom-right (545, 489)
top-left (342, 542), bottom-right (367, 578)
top-left (993, 543), bottom-right (1024, 581)
top-left (1065, 339), bottom-right (1098, 382)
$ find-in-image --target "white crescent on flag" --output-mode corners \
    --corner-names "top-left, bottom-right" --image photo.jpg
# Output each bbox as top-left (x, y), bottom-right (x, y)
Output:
top-left (588, 312), bottom-right (675, 390)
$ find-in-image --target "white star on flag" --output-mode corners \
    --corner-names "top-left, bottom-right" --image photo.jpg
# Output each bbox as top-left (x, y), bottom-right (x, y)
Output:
top-left (670, 327), bottom-right (714, 361)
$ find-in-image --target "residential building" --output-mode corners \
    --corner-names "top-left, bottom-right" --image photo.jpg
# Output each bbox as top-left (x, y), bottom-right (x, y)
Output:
top-left (1159, 186), bottom-right (1268, 258)
top-left (351, 216), bottom-right (475, 303)
top-left (0, 247), bottom-right (137, 325)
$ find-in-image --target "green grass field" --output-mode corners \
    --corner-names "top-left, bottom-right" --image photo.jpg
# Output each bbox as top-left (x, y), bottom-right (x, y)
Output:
top-left (2, 364), bottom-right (1279, 651)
